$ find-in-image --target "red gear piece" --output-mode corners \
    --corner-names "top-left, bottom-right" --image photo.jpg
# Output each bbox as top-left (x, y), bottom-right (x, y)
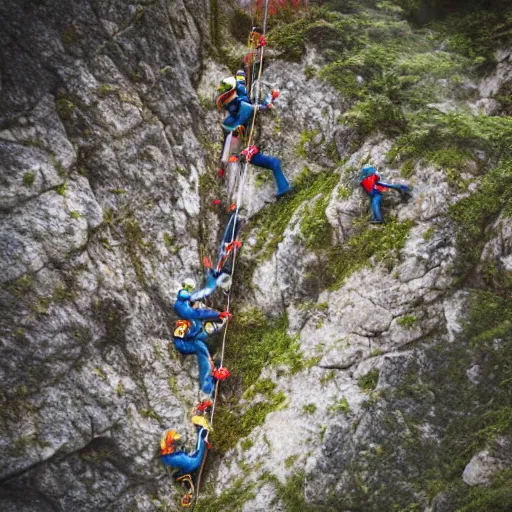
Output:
top-left (181, 493), bottom-right (192, 508)
top-left (196, 399), bottom-right (213, 412)
top-left (203, 256), bottom-right (212, 269)
top-left (212, 199), bottom-right (221, 206)
top-left (240, 145), bottom-right (259, 162)
top-left (271, 89), bottom-right (280, 101)
top-left (243, 52), bottom-right (255, 64)
top-left (218, 168), bottom-right (225, 177)
top-left (225, 240), bottom-right (242, 253)
top-left (219, 311), bottom-right (232, 320)
top-left (213, 367), bottom-right (230, 381)
top-left (257, 35), bottom-right (267, 48)
top-left (206, 440), bottom-right (212, 449)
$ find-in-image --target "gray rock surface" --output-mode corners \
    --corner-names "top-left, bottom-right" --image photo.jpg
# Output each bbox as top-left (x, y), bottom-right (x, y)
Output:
top-left (0, 0), bottom-right (213, 510)
top-left (1, 1), bottom-right (512, 511)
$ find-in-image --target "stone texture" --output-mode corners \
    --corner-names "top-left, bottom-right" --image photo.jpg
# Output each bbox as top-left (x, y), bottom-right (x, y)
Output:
top-left (1, 1), bottom-right (512, 511)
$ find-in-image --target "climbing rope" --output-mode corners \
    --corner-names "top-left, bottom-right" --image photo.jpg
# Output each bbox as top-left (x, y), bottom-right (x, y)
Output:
top-left (191, 3), bottom-right (270, 508)
top-left (208, 0), bottom-right (270, 431)
top-left (210, 0), bottom-right (268, 426)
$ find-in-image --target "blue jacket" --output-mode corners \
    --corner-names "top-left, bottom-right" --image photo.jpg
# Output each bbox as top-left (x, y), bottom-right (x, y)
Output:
top-left (173, 290), bottom-right (221, 342)
top-left (222, 85), bottom-right (273, 133)
top-left (236, 82), bottom-right (250, 103)
top-left (160, 430), bottom-right (207, 476)
top-left (174, 290), bottom-right (221, 321)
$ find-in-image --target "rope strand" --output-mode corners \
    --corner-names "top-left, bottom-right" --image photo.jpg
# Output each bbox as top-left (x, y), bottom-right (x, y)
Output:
top-left (208, 0), bottom-right (270, 430)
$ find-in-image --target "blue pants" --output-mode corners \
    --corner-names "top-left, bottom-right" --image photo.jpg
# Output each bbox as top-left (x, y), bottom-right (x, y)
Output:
top-left (370, 191), bottom-right (383, 222)
top-left (174, 339), bottom-right (214, 394)
top-left (160, 428), bottom-right (207, 476)
top-left (251, 151), bottom-right (291, 196)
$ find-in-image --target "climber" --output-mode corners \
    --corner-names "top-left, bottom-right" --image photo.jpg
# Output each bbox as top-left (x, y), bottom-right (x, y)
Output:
top-left (359, 164), bottom-right (412, 224)
top-left (160, 415), bottom-right (210, 474)
top-left (235, 69), bottom-right (250, 102)
top-left (160, 416), bottom-right (211, 507)
top-left (173, 278), bottom-right (231, 396)
top-left (217, 76), bottom-right (292, 198)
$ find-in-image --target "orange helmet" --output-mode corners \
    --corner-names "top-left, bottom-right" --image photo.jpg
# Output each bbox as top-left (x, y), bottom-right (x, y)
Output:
top-left (160, 430), bottom-right (180, 455)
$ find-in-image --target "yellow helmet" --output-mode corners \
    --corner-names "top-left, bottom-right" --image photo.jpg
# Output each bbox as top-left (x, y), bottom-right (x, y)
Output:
top-left (191, 415), bottom-right (211, 431)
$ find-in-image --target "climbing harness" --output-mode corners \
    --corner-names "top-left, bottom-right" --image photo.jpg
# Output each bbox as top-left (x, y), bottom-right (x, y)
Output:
top-left (174, 320), bottom-right (192, 339)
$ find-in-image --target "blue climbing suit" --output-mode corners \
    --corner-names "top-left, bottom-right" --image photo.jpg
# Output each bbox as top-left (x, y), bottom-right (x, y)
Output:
top-left (160, 427), bottom-right (207, 476)
top-left (173, 289), bottom-right (223, 394)
top-left (221, 91), bottom-right (291, 197)
top-left (360, 166), bottom-right (410, 223)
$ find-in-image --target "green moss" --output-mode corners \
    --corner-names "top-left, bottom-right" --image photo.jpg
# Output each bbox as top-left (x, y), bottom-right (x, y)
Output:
top-left (243, 378), bottom-right (278, 401)
top-left (96, 84), bottom-right (117, 98)
top-left (49, 155), bottom-right (67, 178)
top-left (226, 311), bottom-right (308, 388)
top-left (53, 282), bottom-right (78, 303)
top-left (140, 408), bottom-right (163, 423)
top-left (358, 369), bottom-right (379, 393)
top-left (268, 18), bottom-right (310, 61)
top-left (430, 6), bottom-right (512, 65)
top-left (302, 403), bottom-right (317, 415)
top-left (449, 159), bottom-right (512, 278)
top-left (325, 217), bottom-right (413, 290)
top-left (397, 315), bottom-right (417, 329)
top-left (304, 65), bottom-right (316, 80)
top-left (163, 232), bottom-right (180, 255)
top-left (32, 296), bottom-right (51, 315)
top-left (389, 112), bottom-right (512, 168)
top-left (123, 216), bottom-right (153, 287)
top-left (70, 210), bottom-right (81, 220)
top-left (320, 370), bottom-right (336, 386)
top-left (400, 159), bottom-right (415, 178)
top-left (458, 470), bottom-right (512, 512)
top-left (211, 391), bottom-right (286, 453)
top-left (133, 6), bottom-right (145, 26)
top-left (195, 477), bottom-right (256, 512)
top-left (56, 98), bottom-right (75, 120)
top-left (297, 129), bottom-right (321, 158)
top-left (328, 396), bottom-right (351, 415)
top-left (55, 183), bottom-right (67, 196)
top-left (300, 193), bottom-right (333, 249)
top-left (343, 93), bottom-right (407, 138)
top-left (94, 367), bottom-right (107, 382)
top-left (241, 438), bottom-right (254, 452)
top-left (423, 227), bottom-right (435, 240)
top-left (22, 138), bottom-right (45, 150)
top-left (252, 168), bottom-right (339, 261)
top-left (211, 315), bottom-right (296, 452)
top-left (22, 171), bottom-right (36, 187)
top-left (109, 188), bottom-right (127, 195)
top-left (285, 454), bottom-right (299, 469)
top-left (271, 471), bottom-right (316, 512)
top-left (230, 8), bottom-right (252, 43)
top-left (168, 377), bottom-right (178, 395)
top-left (116, 381), bottom-right (123, 397)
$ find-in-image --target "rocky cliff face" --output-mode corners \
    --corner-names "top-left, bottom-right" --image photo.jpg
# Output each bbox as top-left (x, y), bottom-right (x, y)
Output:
top-left (1, 0), bottom-right (512, 511)
top-left (0, 0), bottom-right (216, 510)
